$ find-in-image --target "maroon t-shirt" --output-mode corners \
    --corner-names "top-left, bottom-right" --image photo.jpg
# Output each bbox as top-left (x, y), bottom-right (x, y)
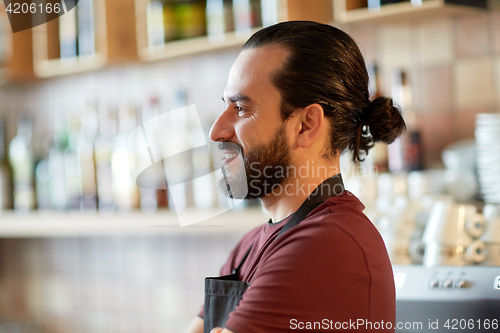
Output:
top-left (199, 191), bottom-right (396, 332)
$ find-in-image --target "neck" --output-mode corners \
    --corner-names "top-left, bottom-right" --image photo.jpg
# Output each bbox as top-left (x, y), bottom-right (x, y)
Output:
top-left (260, 158), bottom-right (341, 222)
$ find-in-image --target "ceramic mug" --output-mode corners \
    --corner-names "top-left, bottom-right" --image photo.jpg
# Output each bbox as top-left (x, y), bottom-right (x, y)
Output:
top-left (443, 170), bottom-right (478, 203)
top-left (422, 202), bottom-right (485, 246)
top-left (423, 240), bottom-right (486, 267)
top-left (377, 197), bottom-right (420, 237)
top-left (408, 238), bottom-right (425, 264)
top-left (482, 204), bottom-right (500, 243)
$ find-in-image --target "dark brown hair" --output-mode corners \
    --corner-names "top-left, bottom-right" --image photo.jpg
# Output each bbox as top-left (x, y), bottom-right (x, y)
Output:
top-left (242, 21), bottom-right (406, 162)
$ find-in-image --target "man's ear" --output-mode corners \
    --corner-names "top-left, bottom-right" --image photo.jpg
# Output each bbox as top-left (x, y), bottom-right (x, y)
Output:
top-left (296, 104), bottom-right (325, 148)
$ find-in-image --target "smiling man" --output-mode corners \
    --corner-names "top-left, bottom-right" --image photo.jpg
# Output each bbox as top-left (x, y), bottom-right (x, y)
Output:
top-left (187, 21), bottom-right (406, 333)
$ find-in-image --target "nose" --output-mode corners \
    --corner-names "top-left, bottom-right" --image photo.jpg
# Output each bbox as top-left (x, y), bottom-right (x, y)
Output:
top-left (209, 107), bottom-right (235, 142)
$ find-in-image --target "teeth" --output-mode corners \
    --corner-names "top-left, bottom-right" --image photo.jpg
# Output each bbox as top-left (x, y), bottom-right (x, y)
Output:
top-left (224, 151), bottom-right (238, 159)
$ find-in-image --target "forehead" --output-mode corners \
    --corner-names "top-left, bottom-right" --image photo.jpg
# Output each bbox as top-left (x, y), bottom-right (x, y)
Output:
top-left (224, 46), bottom-right (290, 100)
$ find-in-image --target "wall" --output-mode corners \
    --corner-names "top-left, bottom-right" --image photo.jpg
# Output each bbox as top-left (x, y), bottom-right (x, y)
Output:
top-left (0, 233), bottom-right (246, 333)
top-left (345, 8), bottom-right (500, 166)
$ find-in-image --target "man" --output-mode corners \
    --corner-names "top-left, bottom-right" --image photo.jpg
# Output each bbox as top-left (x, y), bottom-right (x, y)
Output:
top-left (187, 21), bottom-right (406, 333)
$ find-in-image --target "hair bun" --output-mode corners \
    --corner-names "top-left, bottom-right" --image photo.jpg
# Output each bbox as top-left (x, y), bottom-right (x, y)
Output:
top-left (365, 97), bottom-right (406, 144)
top-left (348, 97), bottom-right (406, 163)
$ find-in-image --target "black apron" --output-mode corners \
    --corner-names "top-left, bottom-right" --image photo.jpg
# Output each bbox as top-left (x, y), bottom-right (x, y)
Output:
top-left (203, 175), bottom-right (344, 333)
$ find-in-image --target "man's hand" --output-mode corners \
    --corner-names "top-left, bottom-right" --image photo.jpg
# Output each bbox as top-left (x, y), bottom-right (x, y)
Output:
top-left (186, 318), bottom-right (234, 333)
top-left (187, 317), bottom-right (203, 333)
top-left (210, 328), bottom-right (234, 333)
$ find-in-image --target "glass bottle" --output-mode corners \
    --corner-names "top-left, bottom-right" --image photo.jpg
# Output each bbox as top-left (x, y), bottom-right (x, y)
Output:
top-left (173, 0), bottom-right (206, 39)
top-left (94, 103), bottom-right (116, 211)
top-left (59, 0), bottom-right (78, 59)
top-left (64, 110), bottom-right (84, 210)
top-left (0, 117), bottom-right (12, 210)
top-left (261, 0), bottom-right (278, 27)
top-left (233, 0), bottom-right (252, 34)
top-left (48, 119), bottom-right (68, 211)
top-left (9, 117), bottom-right (36, 212)
top-left (147, 0), bottom-right (166, 48)
top-left (111, 102), bottom-right (140, 211)
top-left (163, 0), bottom-right (177, 42)
top-left (250, 0), bottom-right (262, 28)
top-left (78, 102), bottom-right (99, 210)
top-left (77, 0), bottom-right (96, 57)
top-left (364, 64), bottom-right (389, 173)
top-left (388, 70), bottom-right (423, 173)
top-left (206, 0), bottom-right (225, 41)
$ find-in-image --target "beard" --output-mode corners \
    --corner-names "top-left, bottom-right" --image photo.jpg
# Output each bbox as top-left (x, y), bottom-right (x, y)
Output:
top-left (218, 124), bottom-right (293, 200)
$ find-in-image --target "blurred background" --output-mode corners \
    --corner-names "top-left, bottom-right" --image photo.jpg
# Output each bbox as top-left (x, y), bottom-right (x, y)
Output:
top-left (1, 0), bottom-right (500, 332)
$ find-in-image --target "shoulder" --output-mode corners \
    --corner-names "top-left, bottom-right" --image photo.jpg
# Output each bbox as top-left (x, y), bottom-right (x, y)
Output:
top-left (262, 191), bottom-right (391, 276)
top-left (273, 191), bottom-right (381, 250)
top-left (241, 223), bottom-right (266, 242)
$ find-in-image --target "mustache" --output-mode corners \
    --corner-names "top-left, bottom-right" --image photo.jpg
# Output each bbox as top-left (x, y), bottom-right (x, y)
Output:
top-left (218, 142), bottom-right (243, 155)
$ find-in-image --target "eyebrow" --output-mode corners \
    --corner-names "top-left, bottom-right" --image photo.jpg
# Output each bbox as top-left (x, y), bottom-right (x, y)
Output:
top-left (222, 94), bottom-right (253, 103)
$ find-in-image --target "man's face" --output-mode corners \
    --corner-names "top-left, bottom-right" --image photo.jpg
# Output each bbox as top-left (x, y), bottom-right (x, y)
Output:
top-left (209, 46), bottom-right (294, 199)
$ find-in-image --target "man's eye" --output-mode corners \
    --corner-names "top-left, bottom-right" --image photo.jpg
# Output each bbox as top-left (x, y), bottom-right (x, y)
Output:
top-left (236, 106), bottom-right (246, 116)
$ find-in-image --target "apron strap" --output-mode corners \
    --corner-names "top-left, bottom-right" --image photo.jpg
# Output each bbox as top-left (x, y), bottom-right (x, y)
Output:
top-left (276, 174), bottom-right (344, 239)
top-left (232, 243), bottom-right (253, 275)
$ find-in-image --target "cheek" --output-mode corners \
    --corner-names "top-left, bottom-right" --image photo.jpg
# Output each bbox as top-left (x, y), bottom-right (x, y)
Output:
top-left (234, 119), bottom-right (259, 148)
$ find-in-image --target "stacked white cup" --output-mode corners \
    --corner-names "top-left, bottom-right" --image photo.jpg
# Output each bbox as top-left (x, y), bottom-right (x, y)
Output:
top-left (441, 139), bottom-right (478, 203)
top-left (481, 204), bottom-right (500, 266)
top-left (476, 114), bottom-right (500, 203)
top-left (376, 173), bottom-right (416, 265)
top-left (422, 202), bottom-right (486, 267)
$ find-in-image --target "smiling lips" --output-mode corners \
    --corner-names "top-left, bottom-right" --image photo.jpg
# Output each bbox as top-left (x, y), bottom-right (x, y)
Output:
top-left (222, 150), bottom-right (240, 166)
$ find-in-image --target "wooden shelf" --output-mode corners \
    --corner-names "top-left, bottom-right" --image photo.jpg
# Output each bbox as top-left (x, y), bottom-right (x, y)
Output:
top-left (284, 0), bottom-right (334, 24)
top-left (334, 0), bottom-right (487, 24)
top-left (31, 0), bottom-right (138, 79)
top-left (0, 5), bottom-right (35, 83)
top-left (0, 207), bottom-right (269, 238)
top-left (139, 28), bottom-right (261, 62)
top-left (138, 0), bottom-right (337, 62)
top-left (33, 54), bottom-right (107, 78)
top-left (134, 0), bottom-right (266, 63)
